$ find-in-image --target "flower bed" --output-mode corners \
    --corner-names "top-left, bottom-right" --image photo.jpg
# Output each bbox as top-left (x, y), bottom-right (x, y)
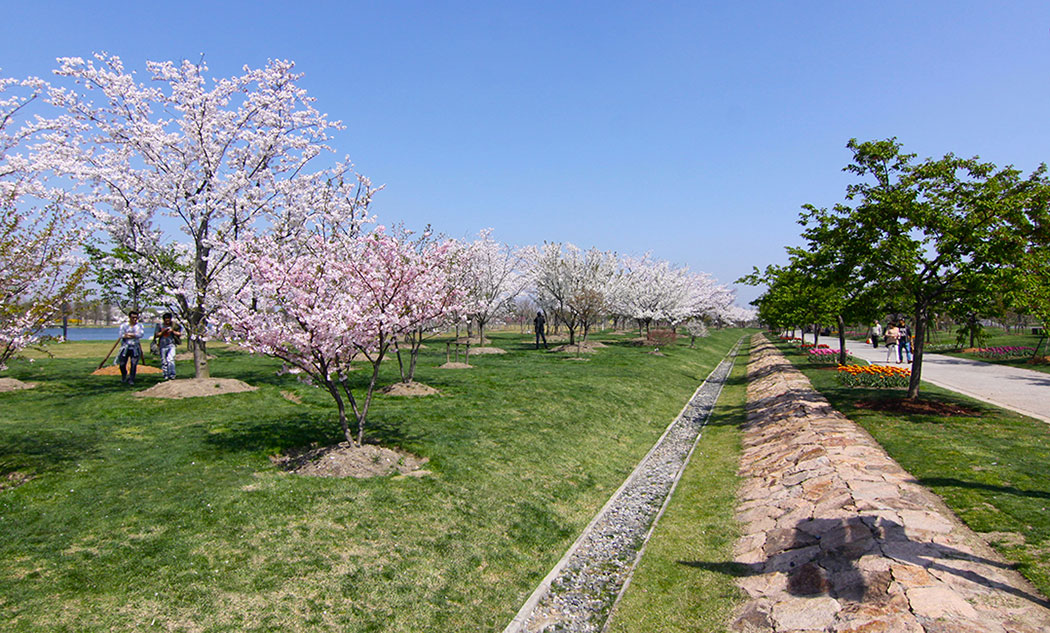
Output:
top-left (972, 346), bottom-right (1036, 359)
top-left (836, 364), bottom-right (910, 389)
top-left (808, 348), bottom-right (855, 365)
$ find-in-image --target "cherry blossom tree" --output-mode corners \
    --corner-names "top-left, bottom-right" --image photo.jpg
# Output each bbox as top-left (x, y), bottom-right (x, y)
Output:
top-left (459, 229), bottom-right (526, 343)
top-left (38, 54), bottom-right (374, 377)
top-left (526, 242), bottom-right (619, 345)
top-left (219, 226), bottom-right (464, 447)
top-left (613, 255), bottom-right (693, 334)
top-left (1, 74), bottom-right (87, 370)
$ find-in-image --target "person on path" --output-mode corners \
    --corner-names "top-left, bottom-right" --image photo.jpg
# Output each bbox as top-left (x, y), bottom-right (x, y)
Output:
top-left (870, 320), bottom-right (882, 348)
top-left (116, 310), bottom-right (144, 385)
top-left (153, 312), bottom-right (182, 380)
top-left (534, 311), bottom-right (548, 349)
top-left (884, 322), bottom-right (901, 364)
top-left (897, 319), bottom-right (913, 363)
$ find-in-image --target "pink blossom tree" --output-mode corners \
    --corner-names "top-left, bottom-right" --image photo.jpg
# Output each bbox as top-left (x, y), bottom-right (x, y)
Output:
top-left (38, 54), bottom-right (373, 378)
top-left (219, 227), bottom-right (464, 447)
top-left (0, 74), bottom-right (87, 370)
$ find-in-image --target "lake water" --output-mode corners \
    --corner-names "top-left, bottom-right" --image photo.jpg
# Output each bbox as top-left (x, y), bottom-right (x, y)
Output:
top-left (40, 327), bottom-right (122, 341)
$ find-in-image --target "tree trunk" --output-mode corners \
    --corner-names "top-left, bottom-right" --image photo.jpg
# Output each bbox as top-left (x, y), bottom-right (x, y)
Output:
top-left (326, 380), bottom-right (353, 444)
top-left (837, 314), bottom-right (847, 365)
top-left (907, 305), bottom-right (928, 400)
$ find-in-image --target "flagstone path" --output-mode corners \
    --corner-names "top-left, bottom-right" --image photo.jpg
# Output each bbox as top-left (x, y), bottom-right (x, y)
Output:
top-left (729, 334), bottom-right (1050, 632)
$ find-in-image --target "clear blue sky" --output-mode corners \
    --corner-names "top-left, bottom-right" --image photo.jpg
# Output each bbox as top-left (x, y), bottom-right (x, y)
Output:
top-left (3, 2), bottom-right (1049, 305)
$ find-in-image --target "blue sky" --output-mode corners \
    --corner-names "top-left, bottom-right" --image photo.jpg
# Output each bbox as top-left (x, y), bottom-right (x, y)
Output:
top-left (3, 2), bottom-right (1049, 305)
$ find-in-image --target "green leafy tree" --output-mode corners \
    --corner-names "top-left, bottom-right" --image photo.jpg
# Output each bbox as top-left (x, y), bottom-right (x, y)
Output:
top-left (801, 138), bottom-right (1050, 398)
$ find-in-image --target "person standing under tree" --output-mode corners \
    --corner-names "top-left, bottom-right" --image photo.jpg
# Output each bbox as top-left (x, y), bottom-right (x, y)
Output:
top-left (884, 321), bottom-right (901, 364)
top-left (897, 319), bottom-right (913, 363)
top-left (153, 312), bottom-right (182, 380)
top-left (117, 310), bottom-right (144, 385)
top-left (534, 311), bottom-right (548, 349)
top-left (870, 319), bottom-right (882, 349)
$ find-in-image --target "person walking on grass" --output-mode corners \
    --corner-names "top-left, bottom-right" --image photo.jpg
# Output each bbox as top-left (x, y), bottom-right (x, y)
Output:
top-left (116, 310), bottom-right (144, 385)
top-left (153, 312), bottom-right (182, 380)
top-left (884, 322), bottom-right (900, 364)
top-left (534, 311), bottom-right (548, 349)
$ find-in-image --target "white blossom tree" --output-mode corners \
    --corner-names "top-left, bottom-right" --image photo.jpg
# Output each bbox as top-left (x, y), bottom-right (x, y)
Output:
top-left (526, 242), bottom-right (619, 345)
top-left (39, 54), bottom-right (374, 377)
top-left (0, 74), bottom-right (87, 370)
top-left (459, 229), bottom-right (526, 343)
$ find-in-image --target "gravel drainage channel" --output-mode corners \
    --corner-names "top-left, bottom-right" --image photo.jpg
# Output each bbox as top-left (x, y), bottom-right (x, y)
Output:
top-left (503, 338), bottom-right (743, 633)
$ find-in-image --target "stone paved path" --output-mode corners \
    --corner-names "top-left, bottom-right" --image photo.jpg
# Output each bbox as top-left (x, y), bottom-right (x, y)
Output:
top-left (730, 334), bottom-right (1050, 633)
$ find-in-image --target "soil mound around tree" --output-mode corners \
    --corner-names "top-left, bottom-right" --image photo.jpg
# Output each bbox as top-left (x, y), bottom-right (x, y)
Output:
top-left (854, 397), bottom-right (980, 417)
top-left (132, 378), bottom-right (257, 399)
top-left (92, 365), bottom-right (162, 376)
top-left (0, 378), bottom-right (37, 392)
top-left (439, 362), bottom-right (472, 369)
top-left (467, 346), bottom-right (505, 355)
top-left (272, 442), bottom-right (430, 479)
top-left (380, 381), bottom-right (439, 396)
top-left (551, 341), bottom-right (606, 353)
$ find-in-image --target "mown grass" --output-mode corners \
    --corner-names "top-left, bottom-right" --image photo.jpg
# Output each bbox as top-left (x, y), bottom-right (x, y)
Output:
top-left (605, 339), bottom-right (749, 633)
top-left (774, 338), bottom-right (1050, 599)
top-left (0, 329), bottom-right (749, 632)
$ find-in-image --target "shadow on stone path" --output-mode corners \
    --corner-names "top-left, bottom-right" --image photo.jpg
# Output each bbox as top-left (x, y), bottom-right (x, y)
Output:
top-left (717, 334), bottom-right (1050, 633)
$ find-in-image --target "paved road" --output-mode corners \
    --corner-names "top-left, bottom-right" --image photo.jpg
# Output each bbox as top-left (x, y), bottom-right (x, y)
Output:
top-left (816, 334), bottom-right (1050, 424)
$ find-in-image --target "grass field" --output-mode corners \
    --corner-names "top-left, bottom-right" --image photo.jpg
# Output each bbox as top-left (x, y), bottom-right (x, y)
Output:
top-left (605, 338), bottom-right (749, 633)
top-left (774, 339), bottom-right (1050, 600)
top-left (1, 329), bottom-right (749, 632)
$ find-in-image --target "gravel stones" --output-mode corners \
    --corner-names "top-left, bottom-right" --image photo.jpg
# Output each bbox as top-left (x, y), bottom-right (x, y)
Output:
top-left (504, 342), bottom-right (742, 633)
top-left (730, 334), bottom-right (1050, 632)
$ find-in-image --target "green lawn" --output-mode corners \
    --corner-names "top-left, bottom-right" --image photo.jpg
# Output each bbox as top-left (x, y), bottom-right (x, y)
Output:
top-left (774, 339), bottom-right (1050, 599)
top-left (605, 339), bottom-right (748, 633)
top-left (1, 329), bottom-right (749, 632)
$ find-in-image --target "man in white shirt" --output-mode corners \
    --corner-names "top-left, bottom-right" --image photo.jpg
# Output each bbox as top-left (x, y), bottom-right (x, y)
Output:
top-left (117, 310), bottom-right (145, 385)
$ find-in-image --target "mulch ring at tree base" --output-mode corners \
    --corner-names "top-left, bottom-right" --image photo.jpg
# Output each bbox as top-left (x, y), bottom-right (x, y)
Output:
top-left (132, 378), bottom-right (257, 399)
top-left (550, 341), bottom-right (607, 353)
top-left (465, 346), bottom-right (506, 355)
top-left (854, 397), bottom-right (981, 416)
top-left (380, 381), bottom-right (439, 397)
top-left (438, 362), bottom-right (471, 369)
top-left (272, 442), bottom-right (431, 479)
top-left (0, 378), bottom-right (37, 392)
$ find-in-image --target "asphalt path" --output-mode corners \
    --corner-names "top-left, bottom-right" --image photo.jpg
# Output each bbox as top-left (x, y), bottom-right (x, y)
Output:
top-left (816, 334), bottom-right (1050, 424)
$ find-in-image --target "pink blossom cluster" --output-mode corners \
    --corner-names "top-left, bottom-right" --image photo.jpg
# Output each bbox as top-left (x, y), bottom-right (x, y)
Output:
top-left (217, 227), bottom-right (464, 445)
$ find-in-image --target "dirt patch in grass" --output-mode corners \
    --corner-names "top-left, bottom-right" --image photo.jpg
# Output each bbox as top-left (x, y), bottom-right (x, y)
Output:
top-left (0, 378), bottom-right (37, 392)
top-left (280, 390), bottom-right (302, 404)
top-left (854, 397), bottom-right (980, 417)
top-left (439, 362), bottom-right (472, 369)
top-left (132, 378), bottom-right (257, 399)
top-left (272, 442), bottom-right (430, 478)
top-left (380, 381), bottom-right (439, 397)
top-left (467, 346), bottom-right (506, 355)
top-left (551, 341), bottom-right (606, 353)
top-left (91, 365), bottom-right (162, 376)
top-left (1, 471), bottom-right (34, 491)
top-left (1026, 356), bottom-right (1050, 365)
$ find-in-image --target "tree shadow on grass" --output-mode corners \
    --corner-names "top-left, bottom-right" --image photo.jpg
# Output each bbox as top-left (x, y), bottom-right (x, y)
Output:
top-left (0, 429), bottom-right (100, 478)
top-left (918, 477), bottom-right (1050, 501)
